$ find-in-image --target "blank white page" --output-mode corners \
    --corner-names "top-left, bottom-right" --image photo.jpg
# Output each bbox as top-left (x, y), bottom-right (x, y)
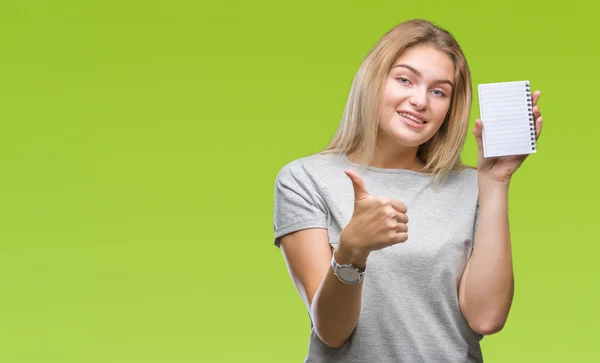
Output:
top-left (478, 80), bottom-right (537, 158)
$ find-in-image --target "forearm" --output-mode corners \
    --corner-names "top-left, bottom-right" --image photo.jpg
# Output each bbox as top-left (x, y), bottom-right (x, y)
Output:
top-left (463, 179), bottom-right (514, 334)
top-left (310, 246), bottom-right (367, 348)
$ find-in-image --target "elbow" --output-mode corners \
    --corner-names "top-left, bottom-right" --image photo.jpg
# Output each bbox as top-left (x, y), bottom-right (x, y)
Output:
top-left (460, 301), bottom-right (510, 336)
top-left (310, 306), bottom-right (353, 348)
top-left (311, 317), bottom-right (352, 348)
top-left (469, 319), bottom-right (506, 336)
top-left (313, 325), bottom-right (349, 348)
top-left (320, 336), bottom-right (346, 349)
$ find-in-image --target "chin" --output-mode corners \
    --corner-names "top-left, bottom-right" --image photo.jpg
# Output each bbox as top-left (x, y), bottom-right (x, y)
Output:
top-left (378, 119), bottom-right (437, 148)
top-left (388, 129), bottom-right (432, 148)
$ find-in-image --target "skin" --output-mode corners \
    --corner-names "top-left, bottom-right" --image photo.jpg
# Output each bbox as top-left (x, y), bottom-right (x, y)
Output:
top-left (278, 44), bottom-right (544, 347)
top-left (367, 44), bottom-right (455, 171)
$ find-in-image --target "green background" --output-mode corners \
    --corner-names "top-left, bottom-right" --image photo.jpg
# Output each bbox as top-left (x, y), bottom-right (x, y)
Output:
top-left (0, 0), bottom-right (598, 362)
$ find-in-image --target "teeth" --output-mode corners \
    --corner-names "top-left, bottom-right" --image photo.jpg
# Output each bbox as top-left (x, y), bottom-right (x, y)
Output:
top-left (398, 112), bottom-right (425, 124)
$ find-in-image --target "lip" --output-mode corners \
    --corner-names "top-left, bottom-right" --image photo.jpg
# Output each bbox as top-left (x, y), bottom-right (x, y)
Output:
top-left (397, 111), bottom-right (427, 129)
top-left (397, 110), bottom-right (428, 123)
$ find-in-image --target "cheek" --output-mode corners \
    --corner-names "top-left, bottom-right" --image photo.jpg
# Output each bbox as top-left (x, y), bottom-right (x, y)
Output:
top-left (380, 86), bottom-right (401, 116)
top-left (430, 99), bottom-right (451, 123)
top-left (382, 80), bottom-right (406, 103)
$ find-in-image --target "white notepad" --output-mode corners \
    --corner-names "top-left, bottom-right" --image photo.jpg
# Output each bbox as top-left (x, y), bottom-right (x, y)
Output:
top-left (477, 80), bottom-right (537, 158)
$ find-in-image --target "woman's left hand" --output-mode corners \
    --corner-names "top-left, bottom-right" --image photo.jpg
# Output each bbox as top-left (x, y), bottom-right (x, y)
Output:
top-left (473, 90), bottom-right (543, 184)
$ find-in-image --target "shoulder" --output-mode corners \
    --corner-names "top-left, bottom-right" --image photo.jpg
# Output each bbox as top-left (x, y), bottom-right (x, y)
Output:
top-left (441, 165), bottom-right (479, 190)
top-left (275, 152), bottom-right (346, 182)
top-left (456, 165), bottom-right (478, 182)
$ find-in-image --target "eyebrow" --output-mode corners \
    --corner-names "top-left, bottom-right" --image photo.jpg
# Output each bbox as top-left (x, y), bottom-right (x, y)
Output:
top-left (392, 64), bottom-right (454, 88)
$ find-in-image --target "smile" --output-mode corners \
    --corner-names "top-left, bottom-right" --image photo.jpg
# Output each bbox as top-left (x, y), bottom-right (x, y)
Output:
top-left (397, 111), bottom-right (427, 124)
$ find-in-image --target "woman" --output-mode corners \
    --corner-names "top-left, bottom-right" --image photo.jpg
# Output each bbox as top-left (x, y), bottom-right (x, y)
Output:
top-left (273, 19), bottom-right (543, 362)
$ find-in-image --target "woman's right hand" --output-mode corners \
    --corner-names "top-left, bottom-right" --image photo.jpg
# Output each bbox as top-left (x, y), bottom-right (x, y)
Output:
top-left (337, 170), bottom-right (409, 266)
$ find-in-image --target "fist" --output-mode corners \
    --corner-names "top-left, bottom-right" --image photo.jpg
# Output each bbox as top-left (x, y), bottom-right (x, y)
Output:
top-left (339, 170), bottom-right (409, 257)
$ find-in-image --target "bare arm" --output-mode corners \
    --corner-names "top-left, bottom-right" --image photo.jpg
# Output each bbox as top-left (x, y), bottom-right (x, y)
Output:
top-left (279, 228), bottom-right (368, 348)
top-left (458, 181), bottom-right (514, 335)
top-left (277, 169), bottom-right (407, 347)
top-left (460, 90), bottom-right (544, 335)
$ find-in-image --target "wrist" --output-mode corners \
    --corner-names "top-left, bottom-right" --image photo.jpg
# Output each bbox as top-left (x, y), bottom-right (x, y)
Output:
top-left (478, 180), bottom-right (510, 209)
top-left (477, 170), bottom-right (512, 186)
top-left (478, 173), bottom-right (510, 194)
top-left (335, 243), bottom-right (369, 270)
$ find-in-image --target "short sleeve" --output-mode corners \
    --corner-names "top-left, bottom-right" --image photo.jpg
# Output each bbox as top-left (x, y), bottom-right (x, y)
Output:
top-left (473, 199), bottom-right (479, 236)
top-left (468, 198), bottom-right (479, 260)
top-left (273, 161), bottom-right (328, 247)
top-left (470, 170), bottom-right (480, 249)
top-left (467, 183), bottom-right (479, 261)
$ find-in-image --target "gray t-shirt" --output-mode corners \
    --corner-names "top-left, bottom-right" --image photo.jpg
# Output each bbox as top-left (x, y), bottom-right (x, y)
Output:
top-left (273, 152), bottom-right (483, 363)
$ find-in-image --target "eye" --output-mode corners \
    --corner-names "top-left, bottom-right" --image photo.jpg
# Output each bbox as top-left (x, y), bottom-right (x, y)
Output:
top-left (432, 89), bottom-right (446, 97)
top-left (397, 76), bottom-right (411, 85)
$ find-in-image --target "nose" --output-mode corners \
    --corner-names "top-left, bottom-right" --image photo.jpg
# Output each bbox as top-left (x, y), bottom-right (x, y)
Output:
top-left (409, 89), bottom-right (427, 111)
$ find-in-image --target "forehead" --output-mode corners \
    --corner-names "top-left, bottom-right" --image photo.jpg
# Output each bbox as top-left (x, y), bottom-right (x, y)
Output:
top-left (391, 45), bottom-right (455, 79)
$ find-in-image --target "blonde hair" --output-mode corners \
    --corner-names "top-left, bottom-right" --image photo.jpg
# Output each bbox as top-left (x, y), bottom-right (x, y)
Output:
top-left (323, 19), bottom-right (473, 185)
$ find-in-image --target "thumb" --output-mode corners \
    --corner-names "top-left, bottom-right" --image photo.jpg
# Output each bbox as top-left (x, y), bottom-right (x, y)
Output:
top-left (344, 170), bottom-right (370, 201)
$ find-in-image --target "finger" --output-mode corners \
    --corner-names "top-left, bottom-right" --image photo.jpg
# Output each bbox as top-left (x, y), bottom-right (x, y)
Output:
top-left (385, 230), bottom-right (408, 247)
top-left (532, 90), bottom-right (541, 107)
top-left (397, 222), bottom-right (408, 233)
top-left (344, 169), bottom-right (370, 201)
top-left (396, 212), bottom-right (409, 224)
top-left (395, 232), bottom-right (408, 244)
top-left (473, 119), bottom-right (484, 151)
top-left (533, 105), bottom-right (541, 120)
top-left (389, 199), bottom-right (407, 214)
top-left (535, 116), bottom-right (543, 140)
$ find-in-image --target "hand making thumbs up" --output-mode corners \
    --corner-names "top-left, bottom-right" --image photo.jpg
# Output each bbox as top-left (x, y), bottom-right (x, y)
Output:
top-left (336, 170), bottom-right (409, 266)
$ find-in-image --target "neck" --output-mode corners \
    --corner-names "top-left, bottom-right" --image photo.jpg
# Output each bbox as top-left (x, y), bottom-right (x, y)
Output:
top-left (349, 144), bottom-right (425, 172)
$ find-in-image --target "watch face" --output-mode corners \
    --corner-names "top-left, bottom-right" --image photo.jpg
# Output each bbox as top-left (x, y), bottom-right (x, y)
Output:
top-left (338, 266), bottom-right (360, 283)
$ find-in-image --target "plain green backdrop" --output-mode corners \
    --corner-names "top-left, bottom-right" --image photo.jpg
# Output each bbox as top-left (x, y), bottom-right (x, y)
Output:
top-left (0, 0), bottom-right (598, 362)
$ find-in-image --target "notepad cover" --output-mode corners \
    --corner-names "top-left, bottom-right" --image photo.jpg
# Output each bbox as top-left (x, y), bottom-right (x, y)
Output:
top-left (477, 80), bottom-right (537, 158)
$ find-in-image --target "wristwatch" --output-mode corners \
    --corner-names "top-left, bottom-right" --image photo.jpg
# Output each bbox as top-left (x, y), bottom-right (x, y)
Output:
top-left (331, 249), bottom-right (365, 284)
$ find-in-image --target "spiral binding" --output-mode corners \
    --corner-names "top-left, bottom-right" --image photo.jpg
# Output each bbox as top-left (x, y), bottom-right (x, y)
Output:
top-left (526, 83), bottom-right (535, 151)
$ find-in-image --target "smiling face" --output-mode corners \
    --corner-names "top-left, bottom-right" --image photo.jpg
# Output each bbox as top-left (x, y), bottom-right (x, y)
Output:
top-left (377, 44), bottom-right (455, 151)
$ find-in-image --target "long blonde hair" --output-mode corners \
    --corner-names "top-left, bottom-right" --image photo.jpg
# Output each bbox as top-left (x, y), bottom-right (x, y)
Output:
top-left (323, 19), bottom-right (473, 185)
